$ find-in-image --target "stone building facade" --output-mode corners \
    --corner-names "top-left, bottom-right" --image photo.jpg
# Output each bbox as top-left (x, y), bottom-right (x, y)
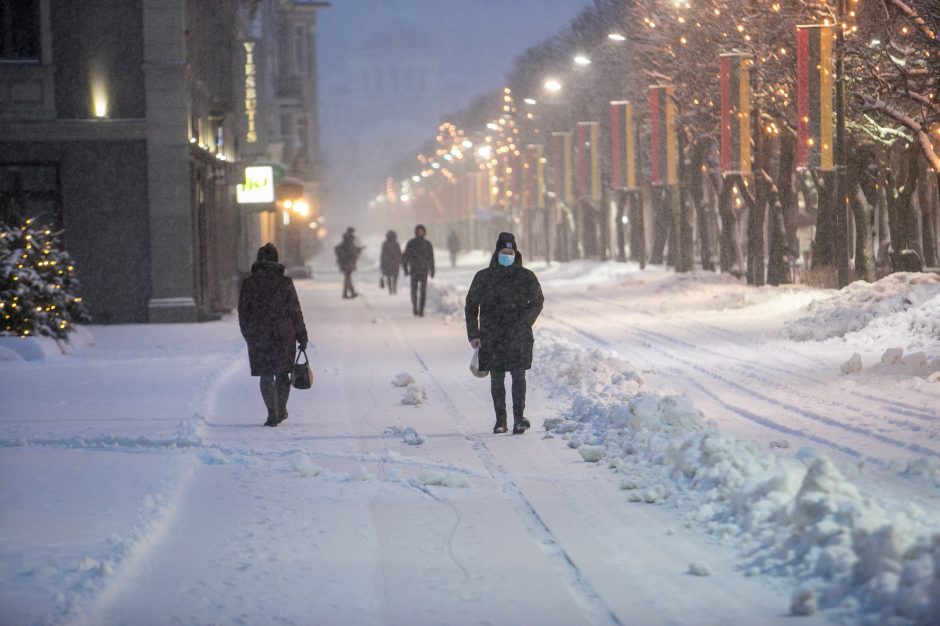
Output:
top-left (0, 0), bottom-right (327, 323)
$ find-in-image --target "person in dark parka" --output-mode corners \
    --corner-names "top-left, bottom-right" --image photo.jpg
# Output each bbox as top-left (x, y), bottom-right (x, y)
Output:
top-left (335, 227), bottom-right (361, 299)
top-left (465, 232), bottom-right (544, 434)
top-left (380, 230), bottom-right (402, 295)
top-left (402, 224), bottom-right (435, 316)
top-left (238, 243), bottom-right (308, 427)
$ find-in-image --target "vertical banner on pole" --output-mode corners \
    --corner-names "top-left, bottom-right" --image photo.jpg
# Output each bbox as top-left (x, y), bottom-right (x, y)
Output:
top-left (796, 24), bottom-right (834, 171)
top-left (719, 53), bottom-right (752, 176)
top-left (576, 122), bottom-right (600, 201)
top-left (648, 85), bottom-right (678, 186)
top-left (551, 131), bottom-right (574, 206)
top-left (610, 100), bottom-right (639, 191)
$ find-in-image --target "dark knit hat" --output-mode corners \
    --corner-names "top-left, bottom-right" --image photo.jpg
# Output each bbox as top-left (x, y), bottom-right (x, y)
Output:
top-left (256, 242), bottom-right (279, 263)
top-left (495, 232), bottom-right (517, 253)
top-left (415, 224), bottom-right (426, 235)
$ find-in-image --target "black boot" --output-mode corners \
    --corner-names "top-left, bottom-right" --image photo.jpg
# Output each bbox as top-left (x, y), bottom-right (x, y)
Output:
top-left (275, 373), bottom-right (291, 424)
top-left (512, 417), bottom-right (530, 434)
top-left (493, 415), bottom-right (508, 434)
top-left (260, 376), bottom-right (278, 427)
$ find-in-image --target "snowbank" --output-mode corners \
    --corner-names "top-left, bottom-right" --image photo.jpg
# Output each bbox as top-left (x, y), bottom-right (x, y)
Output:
top-left (532, 326), bottom-right (940, 624)
top-left (783, 273), bottom-right (940, 346)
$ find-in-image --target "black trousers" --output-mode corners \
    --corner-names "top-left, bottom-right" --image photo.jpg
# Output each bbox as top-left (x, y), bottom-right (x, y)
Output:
top-left (384, 273), bottom-right (398, 294)
top-left (410, 273), bottom-right (428, 314)
top-left (260, 372), bottom-right (291, 420)
top-left (491, 369), bottom-right (526, 422)
top-left (342, 270), bottom-right (356, 298)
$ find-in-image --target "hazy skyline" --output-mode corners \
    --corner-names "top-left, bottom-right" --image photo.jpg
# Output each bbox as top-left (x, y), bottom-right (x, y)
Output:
top-left (316, 0), bottom-right (590, 225)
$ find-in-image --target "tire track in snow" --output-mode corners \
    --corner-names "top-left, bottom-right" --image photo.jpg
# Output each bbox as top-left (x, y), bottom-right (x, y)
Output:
top-left (540, 311), bottom-right (939, 465)
top-left (547, 300), bottom-right (940, 459)
top-left (585, 293), bottom-right (940, 418)
top-left (389, 323), bottom-right (623, 626)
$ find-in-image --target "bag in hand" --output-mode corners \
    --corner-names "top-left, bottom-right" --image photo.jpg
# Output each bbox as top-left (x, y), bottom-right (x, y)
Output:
top-left (292, 348), bottom-right (313, 389)
top-left (469, 347), bottom-right (489, 378)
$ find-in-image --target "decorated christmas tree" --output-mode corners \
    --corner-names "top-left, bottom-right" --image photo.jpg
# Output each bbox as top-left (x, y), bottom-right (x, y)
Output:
top-left (0, 219), bottom-right (90, 340)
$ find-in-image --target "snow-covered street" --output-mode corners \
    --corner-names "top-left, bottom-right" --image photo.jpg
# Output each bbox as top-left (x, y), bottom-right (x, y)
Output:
top-left (2, 252), bottom-right (939, 625)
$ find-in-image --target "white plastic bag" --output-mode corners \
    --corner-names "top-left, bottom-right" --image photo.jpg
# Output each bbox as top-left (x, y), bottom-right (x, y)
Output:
top-left (469, 347), bottom-right (489, 378)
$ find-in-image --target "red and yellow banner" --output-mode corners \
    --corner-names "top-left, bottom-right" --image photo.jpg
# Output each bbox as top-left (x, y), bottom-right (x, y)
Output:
top-left (649, 85), bottom-right (678, 186)
top-left (576, 122), bottom-right (601, 202)
top-left (796, 24), bottom-right (834, 171)
top-left (719, 53), bottom-right (752, 176)
top-left (610, 101), bottom-right (639, 191)
top-left (551, 131), bottom-right (574, 206)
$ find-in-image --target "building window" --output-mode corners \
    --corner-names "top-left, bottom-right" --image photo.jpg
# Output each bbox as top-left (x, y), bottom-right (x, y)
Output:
top-left (0, 164), bottom-right (62, 231)
top-left (0, 0), bottom-right (40, 60)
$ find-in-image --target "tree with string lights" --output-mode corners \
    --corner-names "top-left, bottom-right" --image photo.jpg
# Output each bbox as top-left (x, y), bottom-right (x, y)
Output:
top-left (0, 218), bottom-right (90, 340)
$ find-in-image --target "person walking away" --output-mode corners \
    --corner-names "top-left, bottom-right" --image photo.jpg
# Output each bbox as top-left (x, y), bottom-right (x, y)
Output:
top-left (447, 230), bottom-right (460, 268)
top-left (402, 224), bottom-right (435, 316)
top-left (238, 243), bottom-right (308, 427)
top-left (380, 230), bottom-right (402, 295)
top-left (335, 227), bottom-right (361, 299)
top-left (465, 232), bottom-right (543, 434)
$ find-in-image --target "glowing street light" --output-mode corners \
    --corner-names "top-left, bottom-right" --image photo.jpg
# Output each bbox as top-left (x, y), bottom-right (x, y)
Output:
top-left (608, 33), bottom-right (626, 42)
top-left (523, 98), bottom-right (537, 105)
top-left (477, 145), bottom-right (493, 160)
top-left (573, 54), bottom-right (591, 66)
top-left (544, 78), bottom-right (562, 93)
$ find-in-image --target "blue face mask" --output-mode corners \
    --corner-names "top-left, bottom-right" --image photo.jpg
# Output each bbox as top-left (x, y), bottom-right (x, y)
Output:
top-left (497, 253), bottom-right (515, 267)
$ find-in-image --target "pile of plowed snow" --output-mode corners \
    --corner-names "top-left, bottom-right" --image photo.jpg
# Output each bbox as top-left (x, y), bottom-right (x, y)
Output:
top-left (533, 327), bottom-right (940, 624)
top-left (783, 273), bottom-right (940, 349)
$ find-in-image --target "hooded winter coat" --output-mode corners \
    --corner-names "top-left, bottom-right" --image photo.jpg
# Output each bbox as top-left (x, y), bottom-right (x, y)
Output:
top-left (465, 250), bottom-right (544, 372)
top-left (238, 261), bottom-right (308, 376)
top-left (402, 226), bottom-right (435, 277)
top-left (335, 234), bottom-right (360, 272)
top-left (380, 232), bottom-right (402, 275)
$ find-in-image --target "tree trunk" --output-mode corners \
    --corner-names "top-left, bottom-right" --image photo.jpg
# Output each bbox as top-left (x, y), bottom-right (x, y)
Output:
top-left (629, 190), bottom-right (646, 269)
top-left (650, 186), bottom-right (669, 265)
top-left (778, 130), bottom-right (800, 263)
top-left (689, 140), bottom-right (714, 271)
top-left (615, 190), bottom-right (627, 262)
top-left (847, 147), bottom-right (876, 282)
top-left (812, 171), bottom-right (835, 268)
top-left (918, 162), bottom-right (938, 267)
top-left (717, 175), bottom-right (740, 274)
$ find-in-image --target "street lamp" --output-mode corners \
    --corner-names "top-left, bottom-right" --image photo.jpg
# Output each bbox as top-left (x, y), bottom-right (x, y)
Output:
top-left (523, 98), bottom-right (537, 105)
top-left (573, 54), bottom-right (591, 66)
top-left (607, 33), bottom-right (626, 42)
top-left (544, 78), bottom-right (562, 93)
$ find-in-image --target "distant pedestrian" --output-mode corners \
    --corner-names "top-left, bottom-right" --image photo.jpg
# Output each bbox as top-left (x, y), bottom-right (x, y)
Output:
top-left (238, 243), bottom-right (308, 427)
top-left (465, 232), bottom-right (543, 434)
top-left (335, 227), bottom-right (362, 299)
top-left (380, 230), bottom-right (402, 295)
top-left (447, 230), bottom-right (460, 268)
top-left (402, 224), bottom-right (435, 316)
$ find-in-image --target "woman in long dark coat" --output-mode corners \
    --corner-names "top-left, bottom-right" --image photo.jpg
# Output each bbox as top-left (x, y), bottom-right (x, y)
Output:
top-left (238, 243), bottom-right (308, 427)
top-left (380, 230), bottom-right (402, 295)
top-left (465, 232), bottom-right (544, 434)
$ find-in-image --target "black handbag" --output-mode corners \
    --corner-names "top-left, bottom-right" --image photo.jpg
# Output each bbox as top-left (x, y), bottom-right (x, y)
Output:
top-left (291, 348), bottom-right (313, 389)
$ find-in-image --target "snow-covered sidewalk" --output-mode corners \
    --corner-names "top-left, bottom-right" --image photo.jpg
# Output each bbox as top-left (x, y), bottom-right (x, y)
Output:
top-left (2, 253), bottom-right (938, 624)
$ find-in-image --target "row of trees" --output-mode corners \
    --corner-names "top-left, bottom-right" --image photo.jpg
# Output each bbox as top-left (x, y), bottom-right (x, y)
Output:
top-left (384, 0), bottom-right (939, 286)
